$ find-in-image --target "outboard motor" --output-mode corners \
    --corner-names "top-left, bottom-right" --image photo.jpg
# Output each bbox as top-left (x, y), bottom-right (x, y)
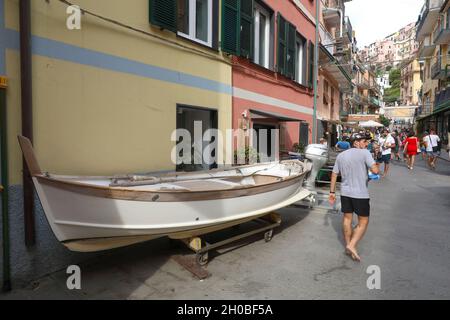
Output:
top-left (304, 144), bottom-right (329, 188)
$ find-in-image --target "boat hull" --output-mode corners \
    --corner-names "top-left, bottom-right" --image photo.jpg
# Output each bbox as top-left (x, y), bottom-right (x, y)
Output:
top-left (33, 173), bottom-right (309, 252)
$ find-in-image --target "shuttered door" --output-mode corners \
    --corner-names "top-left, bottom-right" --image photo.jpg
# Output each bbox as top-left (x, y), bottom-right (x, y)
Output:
top-left (149, 0), bottom-right (177, 32)
top-left (222, 0), bottom-right (240, 55)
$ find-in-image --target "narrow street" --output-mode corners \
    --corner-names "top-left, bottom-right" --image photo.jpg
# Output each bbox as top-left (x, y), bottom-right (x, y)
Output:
top-left (2, 157), bottom-right (449, 300)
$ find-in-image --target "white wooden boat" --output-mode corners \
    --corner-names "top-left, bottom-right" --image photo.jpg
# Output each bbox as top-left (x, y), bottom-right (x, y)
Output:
top-left (18, 136), bottom-right (311, 252)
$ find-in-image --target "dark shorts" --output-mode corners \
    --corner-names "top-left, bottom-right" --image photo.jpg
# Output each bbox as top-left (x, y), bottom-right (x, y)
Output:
top-left (341, 196), bottom-right (370, 217)
top-left (376, 154), bottom-right (391, 164)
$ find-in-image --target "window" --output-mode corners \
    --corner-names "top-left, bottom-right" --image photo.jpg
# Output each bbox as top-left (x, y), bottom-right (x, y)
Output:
top-left (150, 0), bottom-right (218, 49)
top-left (295, 33), bottom-right (307, 86)
top-left (254, 3), bottom-right (272, 68)
top-left (177, 0), bottom-right (213, 46)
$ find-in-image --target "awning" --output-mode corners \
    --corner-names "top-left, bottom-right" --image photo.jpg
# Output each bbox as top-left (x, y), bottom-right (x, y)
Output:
top-left (250, 109), bottom-right (304, 122)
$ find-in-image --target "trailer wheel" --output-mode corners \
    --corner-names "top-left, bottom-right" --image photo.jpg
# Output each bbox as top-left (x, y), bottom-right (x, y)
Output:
top-left (264, 230), bottom-right (273, 242)
top-left (196, 252), bottom-right (209, 266)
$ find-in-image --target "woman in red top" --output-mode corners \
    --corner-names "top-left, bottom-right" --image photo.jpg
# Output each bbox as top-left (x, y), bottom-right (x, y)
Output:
top-left (403, 131), bottom-right (419, 170)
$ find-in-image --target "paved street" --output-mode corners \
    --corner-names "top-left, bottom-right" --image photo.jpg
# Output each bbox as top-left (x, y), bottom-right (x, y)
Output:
top-left (2, 157), bottom-right (450, 300)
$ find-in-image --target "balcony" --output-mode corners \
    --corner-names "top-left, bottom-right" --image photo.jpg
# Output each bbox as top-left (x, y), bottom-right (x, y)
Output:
top-left (323, 0), bottom-right (343, 26)
top-left (351, 93), bottom-right (362, 105)
top-left (418, 36), bottom-right (436, 59)
top-left (416, 0), bottom-right (445, 41)
top-left (333, 17), bottom-right (353, 45)
top-left (320, 25), bottom-right (335, 56)
top-left (434, 18), bottom-right (450, 45)
top-left (369, 96), bottom-right (382, 108)
top-left (416, 102), bottom-right (433, 118)
top-left (434, 88), bottom-right (450, 113)
top-left (319, 44), bottom-right (353, 92)
top-left (431, 57), bottom-right (449, 80)
top-left (361, 95), bottom-right (369, 104)
top-left (356, 77), bottom-right (370, 89)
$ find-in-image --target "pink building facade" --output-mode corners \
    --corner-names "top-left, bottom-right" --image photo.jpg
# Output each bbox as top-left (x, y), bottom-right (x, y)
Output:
top-left (231, 0), bottom-right (316, 157)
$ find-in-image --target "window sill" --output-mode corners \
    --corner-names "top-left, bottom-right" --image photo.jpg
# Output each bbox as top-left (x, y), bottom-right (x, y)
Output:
top-left (176, 33), bottom-right (218, 52)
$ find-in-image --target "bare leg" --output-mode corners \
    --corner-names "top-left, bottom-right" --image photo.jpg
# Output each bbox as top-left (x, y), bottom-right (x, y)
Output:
top-left (432, 156), bottom-right (437, 169)
top-left (346, 216), bottom-right (370, 262)
top-left (410, 154), bottom-right (415, 169)
top-left (342, 213), bottom-right (353, 247)
top-left (382, 163), bottom-right (390, 177)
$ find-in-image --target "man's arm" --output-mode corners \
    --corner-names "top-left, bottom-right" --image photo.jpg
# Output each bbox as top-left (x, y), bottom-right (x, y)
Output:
top-left (329, 172), bottom-right (338, 205)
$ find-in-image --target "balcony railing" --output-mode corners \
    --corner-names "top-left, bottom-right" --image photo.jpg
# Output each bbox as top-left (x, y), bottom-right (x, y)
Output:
top-left (356, 77), bottom-right (370, 89)
top-left (434, 16), bottom-right (450, 45)
top-left (351, 94), bottom-right (362, 105)
top-left (320, 25), bottom-right (335, 56)
top-left (417, 103), bottom-right (433, 117)
top-left (434, 88), bottom-right (450, 112)
top-left (430, 57), bottom-right (449, 79)
top-left (369, 96), bottom-right (381, 108)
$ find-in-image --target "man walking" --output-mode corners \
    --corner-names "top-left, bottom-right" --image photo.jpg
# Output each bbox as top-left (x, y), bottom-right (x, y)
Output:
top-left (423, 129), bottom-right (441, 170)
top-left (377, 129), bottom-right (395, 177)
top-left (329, 133), bottom-right (379, 262)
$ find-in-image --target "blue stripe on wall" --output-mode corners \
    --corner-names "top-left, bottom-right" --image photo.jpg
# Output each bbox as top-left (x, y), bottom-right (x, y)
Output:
top-left (3, 26), bottom-right (232, 95)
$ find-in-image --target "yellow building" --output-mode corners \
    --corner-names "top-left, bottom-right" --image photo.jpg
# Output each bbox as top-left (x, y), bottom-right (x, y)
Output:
top-left (400, 58), bottom-right (422, 106)
top-left (2, 0), bottom-right (233, 185)
top-left (0, 0), bottom-right (236, 286)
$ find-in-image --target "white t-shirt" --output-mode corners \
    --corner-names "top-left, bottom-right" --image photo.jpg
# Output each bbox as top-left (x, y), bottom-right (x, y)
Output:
top-left (424, 135), bottom-right (440, 152)
top-left (378, 135), bottom-right (395, 155)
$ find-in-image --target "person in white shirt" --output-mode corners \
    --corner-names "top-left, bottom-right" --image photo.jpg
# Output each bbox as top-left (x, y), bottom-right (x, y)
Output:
top-left (423, 129), bottom-right (441, 170)
top-left (376, 129), bottom-right (396, 178)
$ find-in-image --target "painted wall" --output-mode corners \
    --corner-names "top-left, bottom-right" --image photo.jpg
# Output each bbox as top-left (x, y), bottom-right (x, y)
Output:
top-left (1, 0), bottom-right (234, 287)
top-left (317, 71), bottom-right (340, 122)
top-left (4, 0), bottom-right (233, 185)
top-left (232, 0), bottom-right (315, 150)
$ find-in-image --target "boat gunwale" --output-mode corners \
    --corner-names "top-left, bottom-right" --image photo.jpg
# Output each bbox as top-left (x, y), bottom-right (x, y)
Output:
top-left (34, 170), bottom-right (308, 202)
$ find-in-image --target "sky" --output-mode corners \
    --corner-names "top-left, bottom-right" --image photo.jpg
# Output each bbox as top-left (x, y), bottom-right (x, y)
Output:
top-left (345, 0), bottom-right (424, 48)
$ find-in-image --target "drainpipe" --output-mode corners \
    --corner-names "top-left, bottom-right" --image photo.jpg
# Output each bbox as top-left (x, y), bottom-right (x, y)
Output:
top-left (1, 77), bottom-right (11, 292)
top-left (19, 0), bottom-right (35, 246)
top-left (312, 0), bottom-right (320, 143)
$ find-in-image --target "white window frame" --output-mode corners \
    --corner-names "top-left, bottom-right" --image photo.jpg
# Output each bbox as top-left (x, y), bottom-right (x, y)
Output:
top-left (296, 40), bottom-right (304, 85)
top-left (253, 3), bottom-right (270, 68)
top-left (177, 0), bottom-right (213, 47)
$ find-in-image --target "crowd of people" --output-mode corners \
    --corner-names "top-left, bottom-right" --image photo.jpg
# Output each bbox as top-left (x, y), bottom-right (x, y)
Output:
top-left (332, 127), bottom-right (443, 176)
top-left (328, 127), bottom-right (443, 262)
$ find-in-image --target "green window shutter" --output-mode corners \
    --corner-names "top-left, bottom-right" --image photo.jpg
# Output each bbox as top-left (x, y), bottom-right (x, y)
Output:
top-left (149, 0), bottom-right (177, 32)
top-left (308, 40), bottom-right (314, 88)
top-left (277, 13), bottom-right (286, 75)
top-left (222, 0), bottom-right (240, 55)
top-left (286, 23), bottom-right (296, 80)
top-left (240, 0), bottom-right (253, 59)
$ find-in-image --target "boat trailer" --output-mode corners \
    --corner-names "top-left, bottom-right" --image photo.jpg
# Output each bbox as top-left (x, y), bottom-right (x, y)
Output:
top-left (172, 212), bottom-right (281, 279)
